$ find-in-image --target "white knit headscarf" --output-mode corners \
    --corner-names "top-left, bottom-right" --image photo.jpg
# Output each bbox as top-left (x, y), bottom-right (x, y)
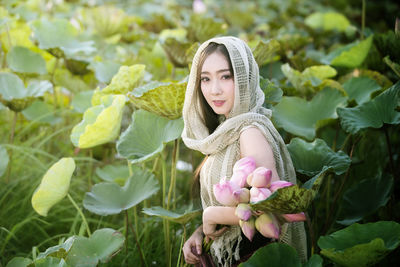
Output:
top-left (182, 36), bottom-right (307, 266)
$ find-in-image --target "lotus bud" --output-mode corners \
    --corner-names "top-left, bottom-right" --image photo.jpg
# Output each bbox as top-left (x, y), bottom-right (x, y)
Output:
top-left (281, 212), bottom-right (307, 222)
top-left (247, 167), bottom-right (272, 188)
top-left (255, 213), bottom-right (280, 239)
top-left (250, 187), bottom-right (271, 203)
top-left (235, 203), bottom-right (252, 221)
top-left (230, 171), bottom-right (248, 188)
top-left (233, 157), bottom-right (256, 177)
top-left (269, 181), bottom-right (293, 192)
top-left (239, 217), bottom-right (256, 241)
top-left (213, 177), bottom-right (241, 206)
top-left (233, 188), bottom-right (250, 203)
top-left (193, 0), bottom-right (206, 14)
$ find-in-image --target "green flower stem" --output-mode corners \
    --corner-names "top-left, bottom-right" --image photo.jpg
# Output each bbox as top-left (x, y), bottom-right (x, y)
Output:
top-left (167, 139), bottom-right (179, 210)
top-left (125, 208), bottom-right (129, 254)
top-left (126, 210), bottom-right (147, 267)
top-left (50, 58), bottom-right (59, 108)
top-left (361, 0), bottom-right (366, 40)
top-left (5, 111), bottom-right (17, 183)
top-left (67, 193), bottom-right (91, 237)
top-left (160, 156), bottom-right (171, 266)
top-left (383, 126), bottom-right (396, 180)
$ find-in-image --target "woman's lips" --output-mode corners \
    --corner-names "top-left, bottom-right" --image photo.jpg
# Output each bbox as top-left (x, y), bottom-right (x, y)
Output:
top-left (213, 100), bottom-right (225, 107)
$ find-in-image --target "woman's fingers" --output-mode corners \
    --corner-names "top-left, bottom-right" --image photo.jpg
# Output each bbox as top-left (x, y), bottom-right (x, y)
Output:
top-left (183, 244), bottom-right (200, 264)
top-left (206, 226), bottom-right (228, 240)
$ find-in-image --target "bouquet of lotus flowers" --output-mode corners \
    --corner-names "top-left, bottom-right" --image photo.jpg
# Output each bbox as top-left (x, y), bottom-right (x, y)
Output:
top-left (213, 156), bottom-right (306, 241)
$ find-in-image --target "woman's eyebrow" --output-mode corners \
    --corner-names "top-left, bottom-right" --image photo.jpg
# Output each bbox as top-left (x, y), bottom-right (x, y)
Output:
top-left (201, 69), bottom-right (231, 75)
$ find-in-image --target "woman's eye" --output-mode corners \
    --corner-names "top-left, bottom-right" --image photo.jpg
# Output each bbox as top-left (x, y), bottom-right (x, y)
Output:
top-left (222, 74), bottom-right (232, 80)
top-left (200, 77), bottom-right (209, 82)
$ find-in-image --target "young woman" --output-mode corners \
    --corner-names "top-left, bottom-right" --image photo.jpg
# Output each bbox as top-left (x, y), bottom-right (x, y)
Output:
top-left (181, 36), bottom-right (307, 266)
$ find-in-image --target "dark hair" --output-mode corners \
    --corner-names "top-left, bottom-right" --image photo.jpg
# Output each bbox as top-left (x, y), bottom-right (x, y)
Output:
top-left (195, 42), bottom-right (234, 134)
top-left (192, 43), bottom-right (234, 198)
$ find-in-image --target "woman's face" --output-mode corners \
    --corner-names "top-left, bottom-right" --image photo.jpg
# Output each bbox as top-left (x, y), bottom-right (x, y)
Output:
top-left (200, 51), bottom-right (235, 118)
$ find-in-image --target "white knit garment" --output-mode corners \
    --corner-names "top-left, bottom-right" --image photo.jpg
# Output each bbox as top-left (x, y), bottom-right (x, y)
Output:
top-left (181, 36), bottom-right (307, 266)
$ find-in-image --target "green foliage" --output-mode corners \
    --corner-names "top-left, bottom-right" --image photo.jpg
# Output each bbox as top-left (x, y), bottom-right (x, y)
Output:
top-left (318, 221), bottom-right (400, 267)
top-left (6, 46), bottom-right (47, 75)
top-left (342, 76), bottom-right (382, 104)
top-left (142, 206), bottom-right (201, 224)
top-left (305, 11), bottom-right (352, 32)
top-left (0, 145), bottom-right (9, 177)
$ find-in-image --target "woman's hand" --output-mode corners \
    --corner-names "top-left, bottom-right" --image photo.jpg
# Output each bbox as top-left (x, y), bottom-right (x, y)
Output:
top-left (183, 226), bottom-right (204, 264)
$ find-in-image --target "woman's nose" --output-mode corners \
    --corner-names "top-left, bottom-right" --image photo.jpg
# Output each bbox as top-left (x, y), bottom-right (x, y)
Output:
top-left (210, 80), bottom-right (222, 95)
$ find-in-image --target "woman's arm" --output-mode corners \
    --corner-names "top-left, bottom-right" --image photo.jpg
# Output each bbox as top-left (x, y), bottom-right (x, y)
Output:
top-left (203, 127), bottom-right (280, 238)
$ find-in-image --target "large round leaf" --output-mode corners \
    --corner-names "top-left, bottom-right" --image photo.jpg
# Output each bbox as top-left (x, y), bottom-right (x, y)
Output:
top-left (142, 206), bottom-right (201, 224)
top-left (65, 228), bottom-right (125, 267)
top-left (30, 18), bottom-right (95, 58)
top-left (252, 39), bottom-right (281, 66)
top-left (303, 254), bottom-right (323, 267)
top-left (71, 90), bottom-right (94, 114)
top-left (83, 168), bottom-right (159, 215)
top-left (70, 95), bottom-right (126, 148)
top-left (37, 236), bottom-right (76, 260)
top-left (322, 36), bottom-right (373, 68)
top-left (287, 138), bottom-right (351, 176)
top-left (187, 14), bottom-right (226, 42)
top-left (336, 175), bottom-right (393, 225)
top-left (6, 46), bottom-right (47, 74)
top-left (250, 168), bottom-right (329, 214)
top-left (160, 37), bottom-right (192, 67)
top-left (95, 164), bottom-right (136, 185)
top-left (91, 64), bottom-right (145, 106)
top-left (342, 76), bottom-right (381, 105)
top-left (34, 257), bottom-right (68, 267)
top-left (260, 76), bottom-right (283, 107)
top-left (239, 243), bottom-right (301, 267)
top-left (0, 72), bottom-right (53, 112)
top-left (338, 81), bottom-right (400, 134)
top-left (31, 157), bottom-right (75, 216)
top-left (117, 110), bottom-right (184, 164)
top-left (272, 87), bottom-right (347, 140)
top-left (89, 60), bottom-right (121, 84)
top-left (5, 257), bottom-right (32, 267)
top-left (305, 12), bottom-right (351, 32)
top-left (22, 100), bottom-right (62, 125)
top-left (128, 80), bottom-right (187, 119)
top-left (318, 221), bottom-right (400, 267)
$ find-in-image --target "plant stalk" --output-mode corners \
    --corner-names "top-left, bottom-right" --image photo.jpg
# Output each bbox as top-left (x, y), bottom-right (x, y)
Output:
top-left (167, 139), bottom-right (179, 210)
top-left (126, 210), bottom-right (147, 267)
top-left (361, 0), bottom-right (366, 40)
top-left (67, 193), bottom-right (91, 237)
top-left (383, 126), bottom-right (396, 180)
top-left (5, 111), bottom-right (18, 183)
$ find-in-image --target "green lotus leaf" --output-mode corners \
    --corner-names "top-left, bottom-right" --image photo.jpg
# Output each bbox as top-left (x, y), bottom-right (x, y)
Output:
top-left (65, 58), bottom-right (90, 75)
top-left (337, 81), bottom-right (400, 135)
top-left (318, 221), bottom-right (400, 267)
top-left (187, 14), bottom-right (226, 42)
top-left (85, 6), bottom-right (128, 37)
top-left (65, 228), bottom-right (125, 266)
top-left (160, 37), bottom-right (192, 67)
top-left (6, 46), bottom-right (47, 74)
top-left (342, 76), bottom-right (382, 105)
top-left (30, 18), bottom-right (95, 58)
top-left (95, 164), bottom-right (136, 185)
top-left (116, 110), bottom-right (184, 164)
top-left (0, 21), bottom-right (35, 53)
top-left (305, 12), bottom-right (351, 32)
top-left (37, 236), bottom-right (76, 260)
top-left (83, 169), bottom-right (159, 216)
top-left (34, 257), bottom-right (68, 267)
top-left (272, 87), bottom-right (347, 140)
top-left (260, 76), bottom-right (283, 106)
top-left (287, 138), bottom-right (351, 176)
top-left (31, 157), bottom-right (75, 216)
top-left (6, 257), bottom-right (33, 267)
top-left (22, 100), bottom-right (62, 125)
top-left (70, 95), bottom-right (126, 149)
top-left (0, 145), bottom-right (9, 177)
top-left (71, 90), bottom-right (94, 114)
top-left (252, 39), bottom-right (281, 66)
top-left (0, 72), bottom-right (53, 111)
top-left (281, 63), bottom-right (337, 92)
top-left (128, 80), bottom-right (186, 119)
top-left (186, 42), bottom-right (200, 67)
top-left (239, 243), bottom-right (301, 267)
top-left (250, 168), bottom-right (329, 214)
top-left (303, 254), bottom-right (323, 267)
top-left (384, 56), bottom-right (400, 79)
top-left (91, 64), bottom-right (145, 106)
top-left (337, 175), bottom-right (393, 225)
top-left (54, 68), bottom-right (91, 94)
top-left (322, 36), bottom-right (373, 68)
top-left (142, 206), bottom-right (201, 224)
top-left (89, 61), bottom-right (121, 84)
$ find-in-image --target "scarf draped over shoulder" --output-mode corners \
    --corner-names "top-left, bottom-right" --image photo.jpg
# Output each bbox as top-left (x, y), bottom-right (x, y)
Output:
top-left (181, 36), bottom-right (307, 266)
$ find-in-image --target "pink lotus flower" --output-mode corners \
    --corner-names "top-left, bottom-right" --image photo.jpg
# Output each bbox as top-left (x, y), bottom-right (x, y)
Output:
top-left (269, 181), bottom-right (293, 192)
top-left (250, 187), bottom-right (272, 203)
top-left (235, 203), bottom-right (252, 221)
top-left (281, 212), bottom-right (307, 222)
top-left (247, 167), bottom-right (272, 188)
top-left (193, 0), bottom-right (206, 14)
top-left (239, 217), bottom-right (256, 241)
top-left (213, 177), bottom-right (241, 206)
top-left (231, 157), bottom-right (256, 187)
top-left (255, 213), bottom-right (280, 239)
top-left (233, 188), bottom-right (250, 203)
